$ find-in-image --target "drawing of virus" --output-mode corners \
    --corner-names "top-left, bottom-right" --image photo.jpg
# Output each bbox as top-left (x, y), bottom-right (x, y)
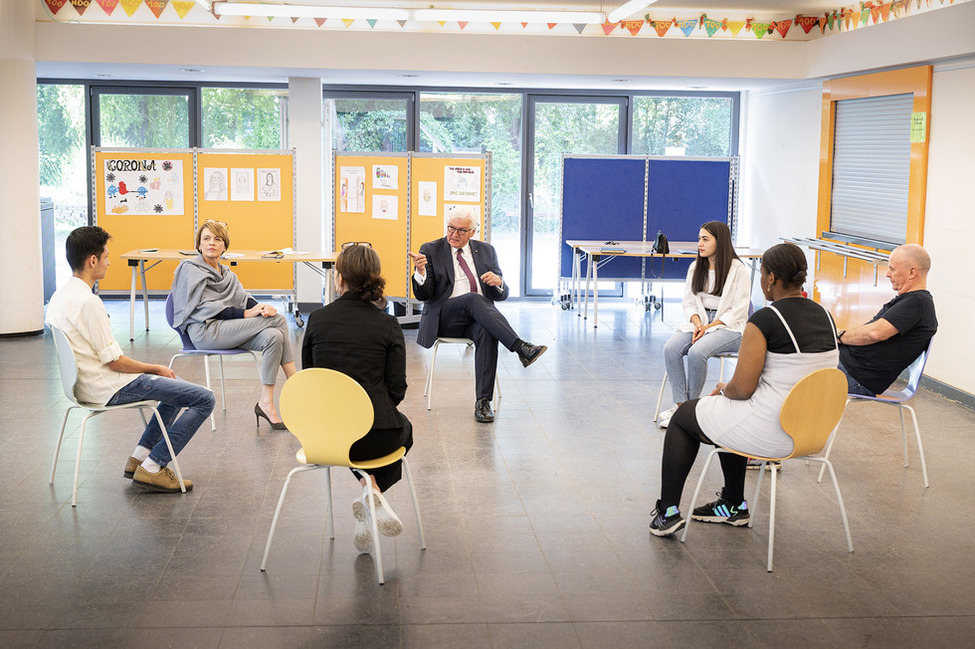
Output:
top-left (106, 172), bottom-right (116, 183)
top-left (162, 161), bottom-right (173, 171)
top-left (139, 174), bottom-right (148, 184)
top-left (154, 204), bottom-right (164, 213)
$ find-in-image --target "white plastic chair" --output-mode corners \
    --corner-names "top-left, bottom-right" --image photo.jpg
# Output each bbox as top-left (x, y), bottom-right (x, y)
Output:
top-left (261, 368), bottom-right (425, 585)
top-left (49, 326), bottom-right (187, 507)
top-left (818, 341), bottom-right (932, 488)
top-left (423, 337), bottom-right (501, 411)
top-left (681, 368), bottom-right (854, 572)
top-left (165, 294), bottom-right (261, 431)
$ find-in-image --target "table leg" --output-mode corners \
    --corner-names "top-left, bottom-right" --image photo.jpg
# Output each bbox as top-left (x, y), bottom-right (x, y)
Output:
top-left (592, 254), bottom-right (599, 328)
top-left (140, 261), bottom-right (149, 333)
top-left (583, 253), bottom-right (592, 320)
top-left (128, 264), bottom-right (137, 341)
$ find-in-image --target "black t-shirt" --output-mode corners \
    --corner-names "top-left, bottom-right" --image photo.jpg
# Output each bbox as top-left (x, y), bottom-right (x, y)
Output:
top-left (750, 297), bottom-right (837, 354)
top-left (839, 290), bottom-right (937, 394)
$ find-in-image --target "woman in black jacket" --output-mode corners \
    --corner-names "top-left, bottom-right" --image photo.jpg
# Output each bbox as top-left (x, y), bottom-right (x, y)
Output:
top-left (301, 244), bottom-right (413, 554)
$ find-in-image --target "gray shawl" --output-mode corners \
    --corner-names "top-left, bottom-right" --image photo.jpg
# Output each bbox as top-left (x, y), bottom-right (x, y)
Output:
top-left (171, 254), bottom-right (251, 332)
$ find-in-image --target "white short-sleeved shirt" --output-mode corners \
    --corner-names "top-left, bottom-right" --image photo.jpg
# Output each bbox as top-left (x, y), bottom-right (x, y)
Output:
top-left (46, 277), bottom-right (133, 405)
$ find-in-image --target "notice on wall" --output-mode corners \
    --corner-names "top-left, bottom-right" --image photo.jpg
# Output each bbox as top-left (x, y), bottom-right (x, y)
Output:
top-left (340, 166), bottom-right (366, 213)
top-left (257, 168), bottom-right (281, 201)
top-left (444, 165), bottom-right (481, 203)
top-left (418, 181), bottom-right (437, 216)
top-left (372, 164), bottom-right (399, 190)
top-left (103, 157), bottom-right (184, 216)
top-left (231, 168), bottom-right (254, 201)
top-left (203, 168), bottom-right (228, 201)
top-left (372, 195), bottom-right (399, 221)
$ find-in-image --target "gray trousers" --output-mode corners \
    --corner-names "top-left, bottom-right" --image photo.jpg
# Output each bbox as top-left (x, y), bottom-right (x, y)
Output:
top-left (188, 314), bottom-right (294, 385)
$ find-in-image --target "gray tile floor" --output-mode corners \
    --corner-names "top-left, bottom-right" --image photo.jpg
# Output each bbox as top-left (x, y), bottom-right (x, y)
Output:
top-left (1, 298), bottom-right (973, 648)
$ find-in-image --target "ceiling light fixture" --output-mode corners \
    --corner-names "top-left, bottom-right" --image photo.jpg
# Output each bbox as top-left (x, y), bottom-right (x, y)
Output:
top-left (413, 8), bottom-right (605, 24)
top-left (214, 2), bottom-right (410, 20)
top-left (607, 0), bottom-right (658, 23)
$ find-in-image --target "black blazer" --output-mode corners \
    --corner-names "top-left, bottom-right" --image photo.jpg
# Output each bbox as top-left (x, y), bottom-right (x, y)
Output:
top-left (410, 237), bottom-right (509, 348)
top-left (301, 294), bottom-right (407, 430)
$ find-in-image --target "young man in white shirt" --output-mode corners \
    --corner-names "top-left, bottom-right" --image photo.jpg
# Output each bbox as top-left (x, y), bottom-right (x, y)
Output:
top-left (46, 226), bottom-right (214, 493)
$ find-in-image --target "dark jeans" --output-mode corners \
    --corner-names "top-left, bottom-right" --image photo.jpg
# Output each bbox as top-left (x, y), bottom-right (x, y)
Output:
top-left (837, 360), bottom-right (876, 397)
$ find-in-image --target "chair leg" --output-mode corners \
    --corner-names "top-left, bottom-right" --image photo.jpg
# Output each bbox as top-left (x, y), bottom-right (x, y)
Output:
top-left (654, 371), bottom-right (668, 422)
top-left (218, 355), bottom-right (228, 411)
top-left (402, 457), bottom-right (426, 550)
top-left (817, 411), bottom-right (847, 484)
top-left (680, 448), bottom-right (719, 543)
top-left (425, 341), bottom-right (441, 411)
top-left (363, 481), bottom-right (385, 584)
top-left (903, 404), bottom-right (929, 488)
top-left (204, 356), bottom-right (216, 432)
top-left (261, 464), bottom-right (321, 571)
top-left (806, 457), bottom-right (854, 554)
top-left (50, 406), bottom-right (75, 484)
top-left (71, 412), bottom-right (94, 507)
top-left (325, 467), bottom-right (334, 540)
top-left (767, 464), bottom-right (778, 572)
top-left (150, 407), bottom-right (186, 494)
top-left (750, 462), bottom-right (766, 529)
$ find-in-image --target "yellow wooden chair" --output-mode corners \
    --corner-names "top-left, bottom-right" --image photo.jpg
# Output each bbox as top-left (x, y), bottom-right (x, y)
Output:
top-left (680, 368), bottom-right (854, 571)
top-left (260, 368), bottom-right (425, 584)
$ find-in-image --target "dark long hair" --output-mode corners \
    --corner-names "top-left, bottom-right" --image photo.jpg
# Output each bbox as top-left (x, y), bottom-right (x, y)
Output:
top-left (336, 244), bottom-right (386, 307)
top-left (691, 221), bottom-right (739, 295)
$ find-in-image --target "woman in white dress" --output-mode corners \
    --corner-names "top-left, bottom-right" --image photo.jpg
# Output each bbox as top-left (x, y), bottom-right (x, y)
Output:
top-left (649, 243), bottom-right (839, 537)
top-left (657, 221), bottom-right (751, 428)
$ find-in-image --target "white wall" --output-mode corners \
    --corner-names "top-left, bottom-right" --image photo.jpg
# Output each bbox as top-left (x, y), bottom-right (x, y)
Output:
top-left (921, 63), bottom-right (975, 393)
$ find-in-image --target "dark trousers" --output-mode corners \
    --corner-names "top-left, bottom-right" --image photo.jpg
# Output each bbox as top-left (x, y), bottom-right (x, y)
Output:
top-left (837, 360), bottom-right (876, 396)
top-left (437, 293), bottom-right (519, 401)
top-left (348, 412), bottom-right (413, 492)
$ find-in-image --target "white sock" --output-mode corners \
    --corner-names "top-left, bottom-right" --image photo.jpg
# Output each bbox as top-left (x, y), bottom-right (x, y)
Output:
top-left (141, 458), bottom-right (162, 474)
top-left (132, 446), bottom-right (150, 462)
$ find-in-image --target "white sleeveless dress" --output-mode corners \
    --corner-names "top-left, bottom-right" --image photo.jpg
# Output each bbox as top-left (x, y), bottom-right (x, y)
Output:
top-left (694, 302), bottom-right (839, 459)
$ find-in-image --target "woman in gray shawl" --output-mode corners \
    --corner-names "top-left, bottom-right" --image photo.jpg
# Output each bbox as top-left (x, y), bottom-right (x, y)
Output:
top-left (171, 220), bottom-right (296, 430)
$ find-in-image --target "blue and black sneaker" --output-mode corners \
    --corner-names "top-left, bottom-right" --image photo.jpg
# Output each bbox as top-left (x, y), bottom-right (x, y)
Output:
top-left (691, 492), bottom-right (750, 526)
top-left (649, 501), bottom-right (685, 537)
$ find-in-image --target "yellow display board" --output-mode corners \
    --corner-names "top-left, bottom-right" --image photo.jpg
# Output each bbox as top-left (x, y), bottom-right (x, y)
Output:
top-left (409, 154), bottom-right (488, 254)
top-left (197, 151), bottom-right (294, 291)
top-left (334, 154), bottom-right (410, 299)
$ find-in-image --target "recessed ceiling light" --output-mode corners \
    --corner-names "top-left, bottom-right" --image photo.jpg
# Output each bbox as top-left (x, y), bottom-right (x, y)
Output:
top-left (611, 79), bottom-right (631, 83)
top-left (399, 74), bottom-right (419, 78)
top-left (93, 73), bottom-right (113, 77)
top-left (496, 82), bottom-right (514, 86)
top-left (181, 68), bottom-right (205, 73)
top-left (688, 85), bottom-right (708, 89)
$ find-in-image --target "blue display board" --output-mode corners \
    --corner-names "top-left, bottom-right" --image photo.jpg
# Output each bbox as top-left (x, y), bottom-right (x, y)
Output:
top-left (560, 156), bottom-right (646, 280)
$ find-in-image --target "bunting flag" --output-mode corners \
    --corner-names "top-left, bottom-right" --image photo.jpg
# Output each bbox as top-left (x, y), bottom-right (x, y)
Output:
top-left (861, 8), bottom-right (871, 25)
top-left (848, 10), bottom-right (859, 27)
top-left (342, 18), bottom-right (354, 27)
top-left (95, 0), bottom-right (119, 14)
top-left (699, 14), bottom-right (722, 36)
top-left (44, 0), bottom-right (68, 13)
top-left (144, 0), bottom-right (167, 18)
top-left (623, 19), bottom-right (644, 35)
top-left (892, 1), bottom-right (905, 18)
top-left (880, 2), bottom-right (892, 19)
top-left (397, 19), bottom-right (406, 27)
top-left (601, 21), bottom-right (618, 35)
top-left (367, 19), bottom-right (377, 28)
top-left (819, 15), bottom-right (828, 32)
top-left (675, 18), bottom-right (697, 35)
top-left (437, 21), bottom-right (445, 26)
top-left (458, 21), bottom-right (468, 29)
top-left (521, 22), bottom-right (528, 28)
top-left (547, 22), bottom-right (557, 29)
top-left (291, 16), bottom-right (299, 24)
top-left (268, 16), bottom-right (274, 22)
top-left (796, 15), bottom-right (819, 33)
top-left (750, 20), bottom-right (772, 38)
top-left (69, 0), bottom-right (92, 15)
top-left (827, 11), bottom-right (837, 29)
top-left (119, 0), bottom-right (142, 16)
top-left (171, 0), bottom-right (194, 18)
top-left (649, 19), bottom-right (672, 36)
top-left (869, 2), bottom-right (882, 21)
top-left (725, 20), bottom-right (745, 36)
top-left (491, 21), bottom-right (501, 30)
top-left (772, 18), bottom-right (792, 36)
top-left (573, 23), bottom-right (586, 34)
top-left (316, 17), bottom-right (327, 26)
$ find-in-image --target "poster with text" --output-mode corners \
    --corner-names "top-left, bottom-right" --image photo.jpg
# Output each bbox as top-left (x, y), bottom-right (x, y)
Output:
top-left (372, 164), bottom-right (399, 190)
top-left (103, 157), bottom-right (184, 216)
top-left (339, 166), bottom-right (366, 213)
top-left (418, 181), bottom-right (437, 216)
top-left (372, 195), bottom-right (399, 221)
top-left (444, 165), bottom-right (481, 203)
top-left (231, 168), bottom-right (254, 201)
top-left (257, 168), bottom-right (281, 201)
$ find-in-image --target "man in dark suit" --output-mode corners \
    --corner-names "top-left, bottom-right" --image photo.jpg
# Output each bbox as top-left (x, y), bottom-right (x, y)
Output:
top-left (409, 208), bottom-right (547, 422)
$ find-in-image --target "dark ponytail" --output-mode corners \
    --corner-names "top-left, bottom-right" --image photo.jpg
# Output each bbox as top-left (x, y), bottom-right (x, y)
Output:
top-left (761, 243), bottom-right (807, 289)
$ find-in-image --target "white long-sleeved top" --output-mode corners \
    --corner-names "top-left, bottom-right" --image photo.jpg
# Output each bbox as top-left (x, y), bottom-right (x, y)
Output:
top-left (675, 258), bottom-right (752, 335)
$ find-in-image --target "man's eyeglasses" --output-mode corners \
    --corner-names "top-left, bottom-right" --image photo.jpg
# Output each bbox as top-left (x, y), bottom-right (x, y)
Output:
top-left (341, 241), bottom-right (373, 249)
top-left (446, 225), bottom-right (473, 235)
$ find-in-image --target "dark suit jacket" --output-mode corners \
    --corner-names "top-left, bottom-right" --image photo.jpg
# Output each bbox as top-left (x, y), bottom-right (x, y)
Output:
top-left (301, 294), bottom-right (407, 430)
top-left (411, 237), bottom-right (509, 348)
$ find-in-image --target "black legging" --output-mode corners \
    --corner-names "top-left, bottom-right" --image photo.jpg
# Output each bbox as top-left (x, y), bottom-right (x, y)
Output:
top-left (348, 413), bottom-right (413, 493)
top-left (659, 399), bottom-right (748, 511)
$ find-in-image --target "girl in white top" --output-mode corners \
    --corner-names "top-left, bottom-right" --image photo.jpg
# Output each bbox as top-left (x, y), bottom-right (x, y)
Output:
top-left (659, 221), bottom-right (751, 427)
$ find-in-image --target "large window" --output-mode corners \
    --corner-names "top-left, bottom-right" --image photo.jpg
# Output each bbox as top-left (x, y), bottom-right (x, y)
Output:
top-left (93, 88), bottom-right (192, 148)
top-left (202, 87), bottom-right (288, 149)
top-left (326, 94), bottom-right (411, 152)
top-left (632, 95), bottom-right (734, 156)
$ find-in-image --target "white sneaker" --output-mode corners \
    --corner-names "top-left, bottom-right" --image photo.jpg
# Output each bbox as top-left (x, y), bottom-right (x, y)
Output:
top-left (657, 405), bottom-right (678, 429)
top-left (352, 497), bottom-right (374, 554)
top-left (354, 488), bottom-right (403, 538)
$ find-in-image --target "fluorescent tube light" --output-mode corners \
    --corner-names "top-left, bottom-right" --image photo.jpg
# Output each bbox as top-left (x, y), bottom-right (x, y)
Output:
top-left (607, 0), bottom-right (658, 23)
top-left (214, 3), bottom-right (410, 20)
top-left (413, 8), bottom-right (606, 24)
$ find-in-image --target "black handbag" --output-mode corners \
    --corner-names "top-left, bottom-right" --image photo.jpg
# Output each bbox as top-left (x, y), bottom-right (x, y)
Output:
top-left (652, 230), bottom-right (670, 254)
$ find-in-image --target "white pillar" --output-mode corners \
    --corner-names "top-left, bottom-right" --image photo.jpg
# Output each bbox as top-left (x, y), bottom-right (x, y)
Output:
top-left (287, 77), bottom-right (326, 307)
top-left (0, 0), bottom-right (44, 334)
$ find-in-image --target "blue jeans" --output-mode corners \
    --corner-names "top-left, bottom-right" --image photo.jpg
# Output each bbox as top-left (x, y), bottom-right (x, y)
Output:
top-left (663, 328), bottom-right (742, 404)
top-left (838, 360), bottom-right (875, 397)
top-left (106, 375), bottom-right (215, 466)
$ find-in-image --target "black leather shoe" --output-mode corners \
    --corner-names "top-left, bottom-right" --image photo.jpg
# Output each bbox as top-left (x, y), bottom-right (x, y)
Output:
top-left (474, 398), bottom-right (495, 423)
top-left (517, 342), bottom-right (548, 368)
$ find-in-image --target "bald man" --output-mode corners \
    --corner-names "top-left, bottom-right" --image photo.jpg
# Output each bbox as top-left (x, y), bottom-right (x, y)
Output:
top-left (836, 244), bottom-right (937, 396)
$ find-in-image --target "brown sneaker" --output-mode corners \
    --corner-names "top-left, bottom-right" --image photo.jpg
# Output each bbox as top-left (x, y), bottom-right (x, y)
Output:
top-left (132, 465), bottom-right (193, 493)
top-left (123, 456), bottom-right (140, 479)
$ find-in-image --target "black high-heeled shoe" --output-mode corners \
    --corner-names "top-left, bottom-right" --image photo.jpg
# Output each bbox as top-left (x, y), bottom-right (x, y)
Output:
top-left (254, 403), bottom-right (288, 430)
